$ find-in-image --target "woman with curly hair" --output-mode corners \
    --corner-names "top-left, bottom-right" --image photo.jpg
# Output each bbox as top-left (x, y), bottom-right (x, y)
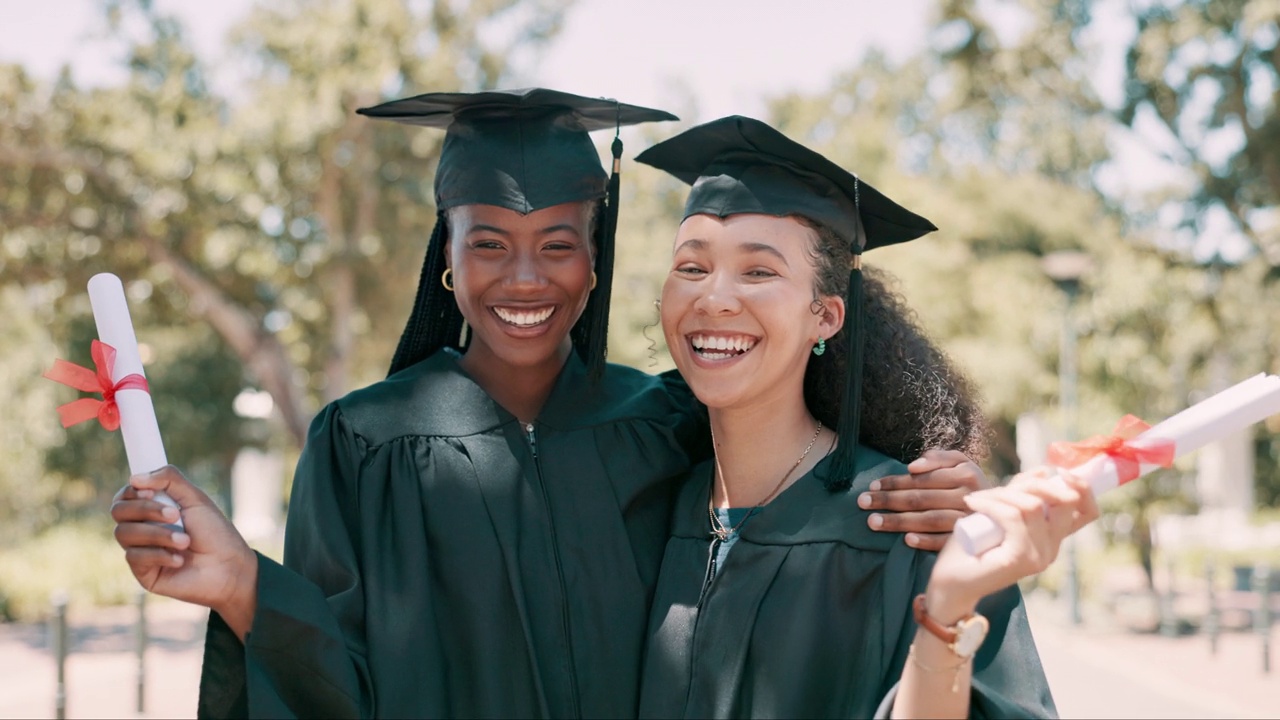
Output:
top-left (636, 116), bottom-right (1095, 719)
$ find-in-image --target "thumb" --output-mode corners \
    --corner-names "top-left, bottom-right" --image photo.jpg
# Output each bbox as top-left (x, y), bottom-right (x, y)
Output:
top-left (129, 465), bottom-right (210, 508)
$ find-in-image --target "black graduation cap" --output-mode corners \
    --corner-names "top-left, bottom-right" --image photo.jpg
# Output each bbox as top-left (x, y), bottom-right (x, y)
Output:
top-left (360, 88), bottom-right (677, 379)
top-left (636, 115), bottom-right (937, 488)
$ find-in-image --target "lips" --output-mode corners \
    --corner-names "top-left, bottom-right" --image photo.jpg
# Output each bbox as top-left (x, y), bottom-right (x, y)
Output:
top-left (688, 332), bottom-right (758, 361)
top-left (492, 305), bottom-right (556, 328)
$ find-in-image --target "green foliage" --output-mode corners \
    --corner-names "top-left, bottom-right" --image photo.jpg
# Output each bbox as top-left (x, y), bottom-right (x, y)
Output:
top-left (1117, 0), bottom-right (1280, 263)
top-left (0, 519), bottom-right (139, 623)
top-left (0, 285), bottom-right (67, 544)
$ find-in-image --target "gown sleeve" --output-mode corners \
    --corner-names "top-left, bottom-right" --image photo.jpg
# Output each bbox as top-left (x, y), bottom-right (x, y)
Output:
top-left (198, 403), bottom-right (372, 719)
top-left (872, 544), bottom-right (1058, 720)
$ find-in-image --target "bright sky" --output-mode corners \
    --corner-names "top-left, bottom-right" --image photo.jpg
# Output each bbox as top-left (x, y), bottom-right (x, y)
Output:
top-left (0, 0), bottom-right (931, 122)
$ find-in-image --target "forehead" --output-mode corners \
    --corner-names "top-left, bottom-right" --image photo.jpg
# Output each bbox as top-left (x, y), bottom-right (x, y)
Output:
top-left (449, 201), bottom-right (592, 230)
top-left (675, 213), bottom-right (814, 250)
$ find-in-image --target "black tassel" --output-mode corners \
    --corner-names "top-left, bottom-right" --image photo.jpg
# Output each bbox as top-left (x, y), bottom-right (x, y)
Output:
top-left (573, 135), bottom-right (623, 382)
top-left (387, 213), bottom-right (463, 377)
top-left (825, 266), bottom-right (864, 490)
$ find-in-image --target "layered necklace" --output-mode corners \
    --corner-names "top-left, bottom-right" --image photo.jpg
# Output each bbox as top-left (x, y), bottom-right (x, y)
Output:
top-left (707, 420), bottom-right (824, 542)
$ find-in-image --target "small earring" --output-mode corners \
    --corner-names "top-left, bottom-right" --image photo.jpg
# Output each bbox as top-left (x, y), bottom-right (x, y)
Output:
top-left (590, 271), bottom-right (598, 291)
top-left (812, 337), bottom-right (826, 356)
top-left (441, 268), bottom-right (454, 292)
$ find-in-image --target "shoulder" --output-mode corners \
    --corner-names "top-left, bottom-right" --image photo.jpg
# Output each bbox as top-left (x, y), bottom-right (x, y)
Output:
top-left (742, 445), bottom-right (908, 552)
top-left (329, 351), bottom-right (504, 445)
top-left (550, 362), bottom-right (701, 428)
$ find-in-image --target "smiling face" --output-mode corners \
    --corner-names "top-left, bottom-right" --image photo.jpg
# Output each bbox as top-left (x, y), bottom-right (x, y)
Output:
top-left (446, 201), bottom-right (595, 375)
top-left (661, 213), bottom-right (845, 414)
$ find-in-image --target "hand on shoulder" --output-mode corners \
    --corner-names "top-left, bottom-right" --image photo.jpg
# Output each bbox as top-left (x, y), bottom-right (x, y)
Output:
top-left (860, 448), bottom-right (990, 551)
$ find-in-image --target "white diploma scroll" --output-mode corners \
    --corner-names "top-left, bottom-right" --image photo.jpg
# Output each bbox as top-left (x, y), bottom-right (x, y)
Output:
top-left (956, 373), bottom-right (1280, 555)
top-left (87, 273), bottom-right (183, 528)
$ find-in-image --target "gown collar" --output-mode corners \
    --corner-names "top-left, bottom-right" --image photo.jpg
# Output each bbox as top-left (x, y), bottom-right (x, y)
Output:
top-left (393, 348), bottom-right (603, 435)
top-left (673, 449), bottom-right (904, 551)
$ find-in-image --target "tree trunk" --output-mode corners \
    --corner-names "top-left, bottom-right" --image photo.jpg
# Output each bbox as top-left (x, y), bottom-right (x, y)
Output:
top-left (138, 235), bottom-right (312, 448)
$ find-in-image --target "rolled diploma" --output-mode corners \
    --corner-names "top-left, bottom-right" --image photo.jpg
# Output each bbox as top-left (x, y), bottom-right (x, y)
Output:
top-left (87, 273), bottom-right (183, 528)
top-left (956, 373), bottom-right (1280, 555)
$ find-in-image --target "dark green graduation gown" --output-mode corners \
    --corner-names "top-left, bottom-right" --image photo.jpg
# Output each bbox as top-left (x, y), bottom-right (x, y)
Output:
top-left (198, 350), bottom-right (703, 719)
top-left (639, 448), bottom-right (1057, 719)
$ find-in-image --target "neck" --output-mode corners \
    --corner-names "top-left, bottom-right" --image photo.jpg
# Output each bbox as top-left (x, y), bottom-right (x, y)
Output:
top-left (459, 342), bottom-right (571, 424)
top-left (708, 397), bottom-right (832, 509)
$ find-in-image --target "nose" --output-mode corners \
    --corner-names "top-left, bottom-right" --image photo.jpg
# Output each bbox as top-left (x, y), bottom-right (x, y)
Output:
top-left (504, 249), bottom-right (548, 290)
top-left (693, 269), bottom-right (741, 316)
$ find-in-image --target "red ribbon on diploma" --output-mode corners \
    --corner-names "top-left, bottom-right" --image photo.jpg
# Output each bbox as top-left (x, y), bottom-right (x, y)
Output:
top-left (43, 339), bottom-right (150, 432)
top-left (1046, 414), bottom-right (1175, 485)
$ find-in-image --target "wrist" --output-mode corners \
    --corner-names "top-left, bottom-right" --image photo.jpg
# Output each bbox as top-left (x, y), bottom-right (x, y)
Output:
top-left (214, 549), bottom-right (259, 642)
top-left (922, 586), bottom-right (979, 627)
top-left (914, 591), bottom-right (990, 662)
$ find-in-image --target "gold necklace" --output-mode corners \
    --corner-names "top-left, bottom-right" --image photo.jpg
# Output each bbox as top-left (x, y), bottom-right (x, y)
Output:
top-left (707, 420), bottom-right (823, 542)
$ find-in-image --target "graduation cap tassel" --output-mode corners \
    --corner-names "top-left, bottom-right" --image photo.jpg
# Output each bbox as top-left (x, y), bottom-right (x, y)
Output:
top-left (576, 134), bottom-right (623, 382)
top-left (388, 214), bottom-right (463, 377)
top-left (825, 264), bottom-right (864, 490)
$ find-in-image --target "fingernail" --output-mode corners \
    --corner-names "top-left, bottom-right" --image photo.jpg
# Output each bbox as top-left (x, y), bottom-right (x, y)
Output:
top-left (868, 514), bottom-right (883, 529)
top-left (858, 493), bottom-right (872, 509)
top-left (905, 533), bottom-right (918, 547)
top-left (172, 531), bottom-right (190, 545)
top-left (869, 480), bottom-right (881, 492)
top-left (161, 506), bottom-right (179, 521)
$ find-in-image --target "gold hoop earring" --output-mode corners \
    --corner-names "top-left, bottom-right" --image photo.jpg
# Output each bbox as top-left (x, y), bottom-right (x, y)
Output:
top-left (590, 271), bottom-right (598, 291)
top-left (441, 268), bottom-right (454, 292)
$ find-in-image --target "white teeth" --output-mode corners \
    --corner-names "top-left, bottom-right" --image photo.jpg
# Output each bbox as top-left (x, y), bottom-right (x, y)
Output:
top-left (494, 306), bottom-right (555, 327)
top-left (689, 334), bottom-right (756, 357)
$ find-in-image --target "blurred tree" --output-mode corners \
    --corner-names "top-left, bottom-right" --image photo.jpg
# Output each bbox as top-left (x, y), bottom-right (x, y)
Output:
top-left (0, 286), bottom-right (65, 544)
top-left (1109, 0), bottom-right (1280, 506)
top-left (0, 0), bottom-right (572, 531)
top-left (1117, 0), bottom-right (1280, 265)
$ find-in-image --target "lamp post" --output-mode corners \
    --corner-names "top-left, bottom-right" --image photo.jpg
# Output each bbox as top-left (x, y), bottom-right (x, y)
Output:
top-left (1043, 250), bottom-right (1093, 627)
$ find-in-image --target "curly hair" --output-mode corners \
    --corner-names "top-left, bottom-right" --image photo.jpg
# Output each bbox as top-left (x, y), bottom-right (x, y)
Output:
top-left (798, 217), bottom-right (990, 464)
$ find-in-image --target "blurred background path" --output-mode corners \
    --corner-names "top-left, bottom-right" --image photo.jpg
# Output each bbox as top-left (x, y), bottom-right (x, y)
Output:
top-left (1, 592), bottom-right (1275, 719)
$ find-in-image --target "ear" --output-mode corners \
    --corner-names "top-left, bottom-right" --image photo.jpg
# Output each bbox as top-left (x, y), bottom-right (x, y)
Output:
top-left (816, 293), bottom-right (845, 341)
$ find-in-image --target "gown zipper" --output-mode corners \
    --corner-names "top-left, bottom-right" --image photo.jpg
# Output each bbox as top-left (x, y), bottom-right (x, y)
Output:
top-left (525, 422), bottom-right (538, 458)
top-left (525, 420), bottom-right (582, 716)
top-left (696, 537), bottom-right (721, 609)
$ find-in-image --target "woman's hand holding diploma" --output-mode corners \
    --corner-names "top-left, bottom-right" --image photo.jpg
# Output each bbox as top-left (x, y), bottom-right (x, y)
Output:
top-left (111, 466), bottom-right (259, 641)
top-left (927, 469), bottom-right (1099, 621)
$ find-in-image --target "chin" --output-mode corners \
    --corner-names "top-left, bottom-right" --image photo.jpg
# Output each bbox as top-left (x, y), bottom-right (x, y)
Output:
top-left (680, 374), bottom-right (746, 412)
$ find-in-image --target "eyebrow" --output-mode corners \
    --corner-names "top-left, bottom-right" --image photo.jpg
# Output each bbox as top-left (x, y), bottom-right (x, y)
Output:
top-left (740, 242), bottom-right (790, 266)
top-left (675, 238), bottom-right (790, 266)
top-left (536, 224), bottom-right (582, 238)
top-left (466, 224), bottom-right (510, 237)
